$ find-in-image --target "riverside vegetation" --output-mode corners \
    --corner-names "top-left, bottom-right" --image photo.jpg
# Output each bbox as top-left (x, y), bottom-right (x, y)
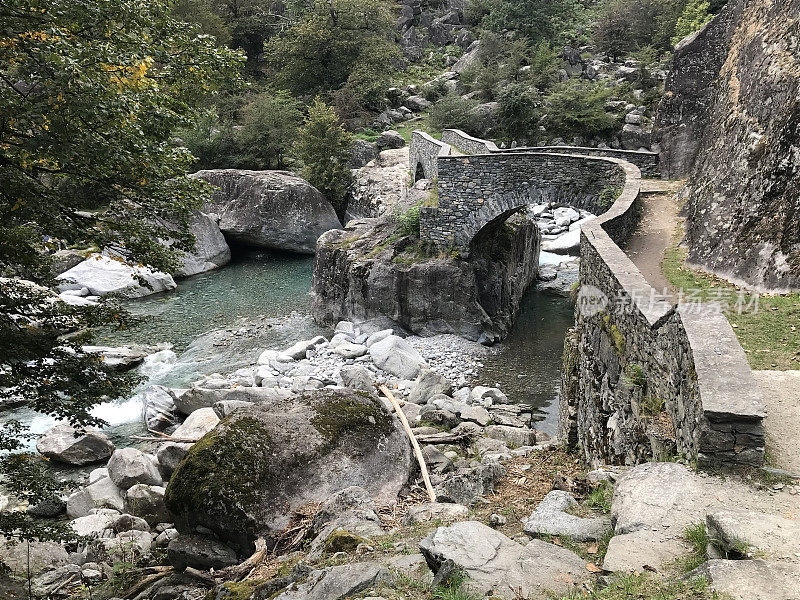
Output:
top-left (2, 0), bottom-right (799, 599)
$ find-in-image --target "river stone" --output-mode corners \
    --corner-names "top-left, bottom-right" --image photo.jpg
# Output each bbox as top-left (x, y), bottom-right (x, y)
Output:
top-left (470, 386), bottom-right (508, 405)
top-left (340, 365), bottom-right (375, 391)
top-left (66, 477), bottom-right (125, 518)
top-left (273, 562), bottom-right (392, 600)
top-left (403, 502), bottom-right (468, 525)
top-left (686, 559), bottom-right (800, 600)
top-left (107, 448), bottom-right (162, 490)
top-left (213, 399), bottom-right (254, 418)
top-left (194, 169), bottom-right (341, 254)
top-left (408, 369), bottom-right (453, 404)
top-left (175, 386), bottom-right (293, 415)
top-left (458, 405), bottom-right (490, 426)
top-left (156, 442), bottom-right (192, 479)
top-left (524, 491), bottom-right (611, 542)
top-left (0, 536), bottom-right (70, 576)
top-left (172, 408), bottom-right (220, 441)
top-left (419, 521), bottom-right (587, 597)
top-left (112, 513), bottom-right (150, 533)
top-left (125, 484), bottom-right (169, 526)
top-left (165, 389), bottom-right (412, 554)
top-left (36, 424), bottom-right (114, 466)
top-left (485, 425), bottom-right (537, 448)
top-left (29, 564), bottom-right (82, 597)
top-left (434, 462), bottom-right (505, 506)
top-left (57, 254), bottom-right (176, 298)
top-left (369, 335), bottom-right (428, 380)
top-left (175, 210), bottom-right (231, 277)
top-left (334, 342), bottom-right (369, 359)
top-left (137, 385), bottom-right (177, 432)
top-left (70, 512), bottom-right (117, 538)
top-left (706, 509), bottom-right (800, 561)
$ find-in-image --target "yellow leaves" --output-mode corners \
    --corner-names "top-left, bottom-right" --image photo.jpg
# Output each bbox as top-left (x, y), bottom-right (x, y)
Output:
top-left (102, 56), bottom-right (155, 91)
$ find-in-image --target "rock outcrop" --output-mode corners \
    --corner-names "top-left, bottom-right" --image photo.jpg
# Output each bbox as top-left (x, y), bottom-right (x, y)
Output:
top-left (655, 0), bottom-right (800, 291)
top-left (346, 149), bottom-right (411, 221)
top-left (165, 389), bottom-right (412, 555)
top-left (36, 424), bottom-right (114, 466)
top-left (311, 215), bottom-right (540, 344)
top-left (57, 254), bottom-right (176, 298)
top-left (175, 210), bottom-right (231, 277)
top-left (194, 170), bottom-right (341, 254)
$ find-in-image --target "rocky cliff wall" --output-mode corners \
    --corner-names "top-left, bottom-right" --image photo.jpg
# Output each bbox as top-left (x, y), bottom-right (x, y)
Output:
top-left (656, 0), bottom-right (800, 291)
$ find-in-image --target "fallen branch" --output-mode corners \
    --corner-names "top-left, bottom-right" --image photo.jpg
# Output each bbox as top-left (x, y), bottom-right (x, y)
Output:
top-left (378, 384), bottom-right (436, 502)
top-left (415, 432), bottom-right (470, 444)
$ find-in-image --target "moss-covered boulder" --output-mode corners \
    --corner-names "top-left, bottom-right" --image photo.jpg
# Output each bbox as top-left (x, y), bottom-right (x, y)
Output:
top-left (164, 389), bottom-right (411, 556)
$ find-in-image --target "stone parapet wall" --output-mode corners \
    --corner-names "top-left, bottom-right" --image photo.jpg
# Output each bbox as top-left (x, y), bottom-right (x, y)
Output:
top-left (561, 160), bottom-right (766, 469)
top-left (409, 130), bottom-right (451, 182)
top-left (441, 129), bottom-right (499, 155)
top-left (504, 146), bottom-right (660, 178)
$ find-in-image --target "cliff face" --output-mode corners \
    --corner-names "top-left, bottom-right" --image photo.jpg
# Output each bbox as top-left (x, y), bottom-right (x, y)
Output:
top-left (311, 216), bottom-right (540, 344)
top-left (656, 0), bottom-right (800, 291)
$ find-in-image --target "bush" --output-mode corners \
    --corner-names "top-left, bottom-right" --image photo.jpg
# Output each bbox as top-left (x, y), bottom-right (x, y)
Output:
top-left (395, 204), bottom-right (421, 237)
top-left (429, 95), bottom-right (480, 134)
top-left (672, 0), bottom-right (713, 45)
top-left (497, 83), bottom-right (540, 142)
top-left (295, 99), bottom-right (353, 217)
top-left (593, 0), bottom-right (689, 58)
top-left (423, 78), bottom-right (449, 102)
top-left (543, 80), bottom-right (621, 139)
top-left (237, 90), bottom-right (303, 169)
top-left (178, 111), bottom-right (242, 170)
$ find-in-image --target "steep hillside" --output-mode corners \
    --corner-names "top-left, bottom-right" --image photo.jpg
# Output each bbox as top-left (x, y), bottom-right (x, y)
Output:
top-left (656, 0), bottom-right (800, 292)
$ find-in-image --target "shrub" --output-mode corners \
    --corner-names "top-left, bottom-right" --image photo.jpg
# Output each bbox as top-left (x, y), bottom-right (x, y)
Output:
top-left (498, 83), bottom-right (540, 142)
top-left (423, 78), bottom-right (449, 102)
top-left (237, 90), bottom-right (303, 169)
top-left (429, 95), bottom-right (481, 134)
top-left (543, 80), bottom-right (622, 139)
top-left (672, 0), bottom-right (713, 45)
top-left (178, 110), bottom-right (242, 170)
top-left (395, 204), bottom-right (421, 237)
top-left (295, 99), bottom-right (353, 217)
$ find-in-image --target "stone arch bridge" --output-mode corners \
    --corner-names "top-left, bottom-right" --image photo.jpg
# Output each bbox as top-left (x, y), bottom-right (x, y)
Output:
top-left (410, 130), bottom-right (654, 255)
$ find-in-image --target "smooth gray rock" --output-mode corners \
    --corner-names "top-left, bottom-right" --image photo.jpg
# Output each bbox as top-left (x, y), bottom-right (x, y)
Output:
top-left (369, 335), bottom-right (428, 380)
top-left (485, 425), bottom-right (537, 448)
top-left (458, 405), bottom-right (490, 426)
top-left (167, 534), bottom-right (238, 571)
top-left (30, 564), bottom-right (82, 597)
top-left (0, 536), bottom-right (70, 576)
top-left (687, 559), bottom-right (800, 600)
top-left (125, 484), bottom-right (169, 526)
top-left (107, 448), bottom-right (162, 490)
top-left (70, 512), bottom-right (117, 538)
top-left (282, 336), bottom-right (327, 360)
top-left (194, 170), bottom-right (341, 254)
top-left (422, 445), bottom-right (453, 474)
top-left (350, 139), bottom-right (379, 168)
top-left (524, 491), bottom-right (611, 542)
top-left (112, 513), bottom-right (150, 533)
top-left (434, 462), bottom-right (505, 506)
top-left (57, 254), bottom-right (176, 298)
top-left (175, 386), bottom-right (293, 415)
top-left (156, 442), bottom-right (192, 479)
top-left (66, 477), bottom-right (124, 518)
top-left (403, 502), bottom-right (468, 525)
top-left (706, 509), bottom-right (800, 561)
top-left (333, 342), bottom-right (368, 359)
top-left (138, 386), bottom-right (177, 432)
top-left (376, 130), bottom-right (406, 150)
top-left (602, 530), bottom-right (688, 573)
top-left (408, 369), bottom-right (453, 404)
top-left (340, 365), bottom-right (375, 391)
top-left (273, 562), bottom-right (392, 600)
top-left (36, 424), bottom-right (114, 466)
top-left (419, 522), bottom-right (587, 597)
top-left (175, 210), bottom-right (231, 277)
top-left (165, 389), bottom-right (412, 554)
top-left (172, 408), bottom-right (220, 441)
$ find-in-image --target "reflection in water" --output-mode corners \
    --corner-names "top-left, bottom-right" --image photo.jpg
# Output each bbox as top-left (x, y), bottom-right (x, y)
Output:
top-left (478, 289), bottom-right (575, 434)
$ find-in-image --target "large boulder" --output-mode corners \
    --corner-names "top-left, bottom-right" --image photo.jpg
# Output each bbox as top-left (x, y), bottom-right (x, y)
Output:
top-left (346, 149), bottom-right (411, 220)
top-left (175, 210), bottom-right (231, 277)
top-left (57, 254), bottom-right (176, 298)
top-left (311, 215), bottom-right (539, 344)
top-left (66, 477), bottom-right (124, 519)
top-left (167, 534), bottom-right (238, 571)
top-left (107, 448), bottom-right (162, 490)
top-left (193, 169), bottom-right (341, 254)
top-left (165, 389), bottom-right (412, 554)
top-left (0, 537), bottom-right (69, 576)
top-left (369, 335), bottom-right (428, 380)
top-left (419, 521), bottom-right (587, 597)
top-left (273, 562), bottom-right (391, 600)
top-left (687, 559), bottom-right (800, 600)
top-left (36, 424), bottom-right (114, 466)
top-left (524, 490), bottom-right (611, 542)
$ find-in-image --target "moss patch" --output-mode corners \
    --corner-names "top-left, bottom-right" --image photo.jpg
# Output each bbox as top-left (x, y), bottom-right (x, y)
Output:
top-left (310, 393), bottom-right (394, 446)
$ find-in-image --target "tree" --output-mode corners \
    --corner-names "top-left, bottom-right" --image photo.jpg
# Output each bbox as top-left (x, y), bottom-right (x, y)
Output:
top-left (429, 95), bottom-right (481, 135)
top-left (265, 0), bottom-right (398, 105)
top-left (498, 84), bottom-right (540, 143)
top-left (672, 0), bottom-right (713, 45)
top-left (295, 99), bottom-right (353, 217)
top-left (238, 90), bottom-right (304, 169)
top-left (0, 0), bottom-right (241, 557)
top-left (593, 0), bottom-right (689, 57)
top-left (467, 0), bottom-right (590, 46)
top-left (543, 79), bottom-right (621, 139)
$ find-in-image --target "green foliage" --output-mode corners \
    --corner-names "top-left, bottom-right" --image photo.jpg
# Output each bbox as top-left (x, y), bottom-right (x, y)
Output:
top-left (681, 522), bottom-right (710, 572)
top-left (673, 0), bottom-right (714, 45)
top-left (237, 90), bottom-right (303, 169)
top-left (543, 80), bottom-right (622, 139)
top-left (468, 0), bottom-right (591, 46)
top-left (266, 0), bottom-right (398, 113)
top-left (429, 95), bottom-right (480, 135)
top-left (498, 83), bottom-right (540, 142)
top-left (431, 571), bottom-right (480, 600)
top-left (593, 0), bottom-right (692, 57)
top-left (395, 204), bottom-right (421, 238)
top-left (558, 572), bottom-right (730, 599)
top-left (641, 395), bottom-right (666, 416)
top-left (295, 99), bottom-right (353, 215)
top-left (584, 481), bottom-right (614, 513)
top-left (423, 79), bottom-right (449, 103)
top-left (527, 40), bottom-right (562, 92)
top-left (0, 0), bottom-right (240, 552)
top-left (625, 364), bottom-right (646, 388)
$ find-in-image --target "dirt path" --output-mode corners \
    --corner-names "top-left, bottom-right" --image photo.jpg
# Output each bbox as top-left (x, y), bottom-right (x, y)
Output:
top-left (753, 370), bottom-right (800, 475)
top-left (625, 180), bottom-right (685, 301)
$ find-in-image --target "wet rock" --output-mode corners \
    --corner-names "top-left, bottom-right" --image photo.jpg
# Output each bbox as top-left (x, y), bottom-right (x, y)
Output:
top-left (138, 386), bottom-right (177, 432)
top-left (176, 210), bottom-right (231, 277)
top-left (36, 424), bottom-right (114, 466)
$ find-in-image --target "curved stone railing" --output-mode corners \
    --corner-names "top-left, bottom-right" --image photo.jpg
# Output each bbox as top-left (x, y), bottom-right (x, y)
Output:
top-left (441, 129), bottom-right (499, 154)
top-left (499, 146), bottom-right (660, 178)
top-left (408, 128), bottom-right (765, 469)
top-left (409, 130), bottom-right (451, 182)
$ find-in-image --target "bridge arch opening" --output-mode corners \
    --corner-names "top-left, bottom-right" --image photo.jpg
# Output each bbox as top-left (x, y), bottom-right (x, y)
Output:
top-left (414, 162), bottom-right (426, 182)
top-left (469, 206), bottom-right (529, 255)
